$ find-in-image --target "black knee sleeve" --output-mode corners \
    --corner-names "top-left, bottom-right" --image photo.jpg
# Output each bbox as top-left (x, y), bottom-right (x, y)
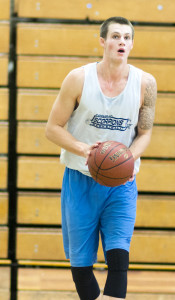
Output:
top-left (104, 248), bottom-right (129, 299)
top-left (71, 266), bottom-right (100, 300)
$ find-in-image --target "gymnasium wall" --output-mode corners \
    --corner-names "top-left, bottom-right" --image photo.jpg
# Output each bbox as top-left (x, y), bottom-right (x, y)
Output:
top-left (0, 1), bottom-right (175, 299)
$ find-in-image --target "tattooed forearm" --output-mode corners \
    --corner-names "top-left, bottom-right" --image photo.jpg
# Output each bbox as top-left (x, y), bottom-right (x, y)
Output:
top-left (139, 106), bottom-right (155, 130)
top-left (139, 75), bottom-right (157, 130)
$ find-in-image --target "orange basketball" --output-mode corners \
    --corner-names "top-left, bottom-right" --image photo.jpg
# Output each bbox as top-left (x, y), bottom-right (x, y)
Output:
top-left (88, 141), bottom-right (134, 187)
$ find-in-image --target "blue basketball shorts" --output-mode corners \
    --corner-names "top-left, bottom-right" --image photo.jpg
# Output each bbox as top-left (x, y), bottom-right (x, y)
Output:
top-left (61, 167), bottom-right (138, 267)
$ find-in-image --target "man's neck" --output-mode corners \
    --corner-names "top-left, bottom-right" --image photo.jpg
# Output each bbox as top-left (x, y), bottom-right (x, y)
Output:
top-left (97, 60), bottom-right (129, 82)
top-left (96, 60), bottom-right (130, 98)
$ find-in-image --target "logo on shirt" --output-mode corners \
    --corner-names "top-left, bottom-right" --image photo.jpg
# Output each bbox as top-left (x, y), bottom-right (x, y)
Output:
top-left (88, 114), bottom-right (132, 131)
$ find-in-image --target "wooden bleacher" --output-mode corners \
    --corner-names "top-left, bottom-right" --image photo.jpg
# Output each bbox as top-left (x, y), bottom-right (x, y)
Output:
top-left (16, 0), bottom-right (175, 23)
top-left (16, 89), bottom-right (175, 123)
top-left (0, 266), bottom-right (10, 300)
top-left (17, 291), bottom-right (175, 300)
top-left (16, 156), bottom-right (175, 192)
top-left (0, 22), bottom-right (9, 53)
top-left (0, 194), bottom-right (9, 300)
top-left (0, 25), bottom-right (8, 175)
top-left (87, 0), bottom-right (175, 23)
top-left (17, 56), bottom-right (175, 90)
top-left (154, 93), bottom-right (175, 124)
top-left (17, 156), bottom-right (64, 189)
top-left (0, 227), bottom-right (8, 258)
top-left (17, 122), bottom-right (175, 157)
top-left (17, 89), bottom-right (58, 121)
top-left (0, 0), bottom-right (10, 20)
top-left (17, 122), bottom-right (61, 155)
top-left (0, 122), bottom-right (8, 154)
top-left (16, 228), bottom-right (175, 263)
top-left (1, 0), bottom-right (175, 299)
top-left (17, 193), bottom-right (175, 228)
top-left (16, 23), bottom-right (175, 59)
top-left (17, 192), bottom-right (61, 224)
top-left (17, 267), bottom-right (175, 295)
top-left (0, 157), bottom-right (8, 189)
top-left (0, 55), bottom-right (8, 85)
top-left (0, 3), bottom-right (10, 300)
top-left (137, 160), bottom-right (175, 192)
top-left (0, 193), bottom-right (8, 225)
top-left (0, 89), bottom-right (8, 121)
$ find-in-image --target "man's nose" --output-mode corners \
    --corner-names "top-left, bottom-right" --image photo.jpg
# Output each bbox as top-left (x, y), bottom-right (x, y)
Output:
top-left (119, 37), bottom-right (125, 45)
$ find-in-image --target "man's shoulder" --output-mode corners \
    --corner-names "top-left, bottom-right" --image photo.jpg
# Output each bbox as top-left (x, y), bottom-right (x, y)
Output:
top-left (142, 70), bottom-right (156, 81)
top-left (68, 65), bottom-right (85, 79)
top-left (64, 62), bottom-right (96, 87)
top-left (141, 70), bottom-right (157, 88)
top-left (137, 69), bottom-right (157, 106)
top-left (130, 64), bottom-right (156, 83)
top-left (62, 66), bottom-right (85, 90)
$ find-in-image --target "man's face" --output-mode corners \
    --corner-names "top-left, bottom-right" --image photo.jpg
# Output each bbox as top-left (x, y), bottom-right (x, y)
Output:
top-left (101, 23), bottom-right (134, 61)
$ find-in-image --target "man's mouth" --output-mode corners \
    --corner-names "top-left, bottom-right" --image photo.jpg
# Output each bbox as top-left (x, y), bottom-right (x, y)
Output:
top-left (118, 49), bottom-right (125, 53)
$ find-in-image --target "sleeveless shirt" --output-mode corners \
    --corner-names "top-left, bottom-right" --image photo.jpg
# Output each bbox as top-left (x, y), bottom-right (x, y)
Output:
top-left (60, 62), bottom-right (142, 176)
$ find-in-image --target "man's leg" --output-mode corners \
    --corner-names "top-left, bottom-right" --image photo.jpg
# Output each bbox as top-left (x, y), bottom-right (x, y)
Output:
top-left (102, 296), bottom-right (124, 300)
top-left (71, 266), bottom-right (101, 300)
top-left (95, 295), bottom-right (102, 300)
top-left (103, 249), bottom-right (129, 299)
top-left (96, 295), bottom-right (124, 299)
top-left (96, 293), bottom-right (124, 299)
top-left (71, 248), bottom-right (128, 300)
top-left (61, 169), bottom-right (102, 299)
top-left (99, 179), bottom-right (137, 300)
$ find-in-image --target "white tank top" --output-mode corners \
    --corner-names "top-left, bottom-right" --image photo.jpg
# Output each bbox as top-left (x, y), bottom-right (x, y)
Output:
top-left (60, 62), bottom-right (142, 176)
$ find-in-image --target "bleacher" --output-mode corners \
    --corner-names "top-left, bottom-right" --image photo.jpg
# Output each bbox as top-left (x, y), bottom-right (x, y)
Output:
top-left (0, 0), bottom-right (175, 299)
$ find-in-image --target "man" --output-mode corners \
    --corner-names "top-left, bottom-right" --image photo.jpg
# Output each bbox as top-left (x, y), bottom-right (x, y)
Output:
top-left (46, 16), bottom-right (157, 300)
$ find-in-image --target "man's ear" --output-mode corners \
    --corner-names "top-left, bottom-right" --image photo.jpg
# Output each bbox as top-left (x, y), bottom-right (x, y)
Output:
top-left (130, 40), bottom-right (134, 51)
top-left (131, 40), bottom-right (134, 50)
top-left (99, 37), bottom-right (105, 48)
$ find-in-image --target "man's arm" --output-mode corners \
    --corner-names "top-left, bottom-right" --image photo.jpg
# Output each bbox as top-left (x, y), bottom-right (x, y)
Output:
top-left (45, 67), bottom-right (94, 158)
top-left (129, 72), bottom-right (157, 161)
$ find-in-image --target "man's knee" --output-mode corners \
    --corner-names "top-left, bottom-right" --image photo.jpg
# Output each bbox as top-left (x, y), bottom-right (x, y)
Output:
top-left (104, 248), bottom-right (129, 299)
top-left (106, 248), bottom-right (129, 271)
top-left (71, 266), bottom-right (94, 285)
top-left (71, 266), bottom-right (100, 300)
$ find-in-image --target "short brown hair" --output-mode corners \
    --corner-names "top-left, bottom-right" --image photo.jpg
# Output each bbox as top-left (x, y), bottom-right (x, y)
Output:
top-left (100, 16), bottom-right (134, 40)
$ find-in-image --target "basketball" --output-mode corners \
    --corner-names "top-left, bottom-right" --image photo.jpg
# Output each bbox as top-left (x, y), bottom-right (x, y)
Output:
top-left (88, 141), bottom-right (134, 187)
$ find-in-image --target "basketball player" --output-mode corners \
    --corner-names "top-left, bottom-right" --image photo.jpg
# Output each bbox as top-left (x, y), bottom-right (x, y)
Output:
top-left (46, 17), bottom-right (157, 300)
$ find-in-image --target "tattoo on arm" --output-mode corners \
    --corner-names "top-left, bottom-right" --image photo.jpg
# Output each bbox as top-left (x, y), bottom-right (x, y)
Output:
top-left (139, 76), bottom-right (157, 130)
